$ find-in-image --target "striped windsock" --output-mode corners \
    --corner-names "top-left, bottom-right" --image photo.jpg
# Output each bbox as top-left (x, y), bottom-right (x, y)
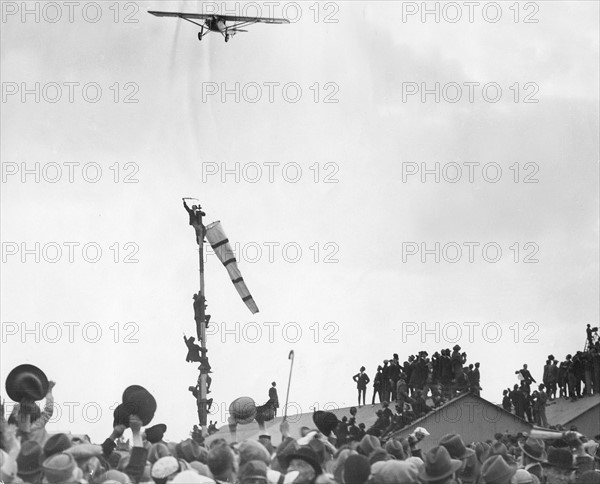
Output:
top-left (205, 221), bottom-right (259, 314)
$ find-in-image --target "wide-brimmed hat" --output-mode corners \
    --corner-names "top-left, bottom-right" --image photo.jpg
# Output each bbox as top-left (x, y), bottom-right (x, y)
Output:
top-left (519, 438), bottom-right (548, 463)
top-left (418, 446), bottom-right (462, 481)
top-left (312, 410), bottom-right (339, 437)
top-left (43, 433), bottom-right (72, 458)
top-left (16, 441), bottom-right (43, 476)
top-left (283, 446), bottom-right (322, 476)
top-left (480, 455), bottom-right (517, 484)
top-left (439, 434), bottom-right (475, 460)
top-left (358, 435), bottom-right (381, 456)
top-left (385, 440), bottom-right (405, 460)
top-left (488, 442), bottom-right (517, 465)
top-left (113, 385), bottom-right (157, 427)
top-left (5, 364), bottom-right (49, 402)
top-left (145, 423), bottom-right (167, 444)
top-left (546, 447), bottom-right (577, 470)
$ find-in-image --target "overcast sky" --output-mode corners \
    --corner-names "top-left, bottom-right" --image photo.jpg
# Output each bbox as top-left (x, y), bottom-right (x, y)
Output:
top-left (1, 1), bottom-right (598, 443)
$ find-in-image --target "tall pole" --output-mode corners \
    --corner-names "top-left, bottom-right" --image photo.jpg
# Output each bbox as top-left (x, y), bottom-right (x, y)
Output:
top-left (185, 198), bottom-right (209, 434)
top-left (196, 206), bottom-right (208, 433)
top-left (284, 350), bottom-right (294, 420)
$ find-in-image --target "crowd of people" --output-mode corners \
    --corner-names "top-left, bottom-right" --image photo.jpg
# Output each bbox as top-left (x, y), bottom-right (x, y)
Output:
top-left (2, 329), bottom-right (599, 484)
top-left (2, 394), bottom-right (600, 484)
top-left (501, 334), bottom-right (600, 426)
top-left (351, 345), bottom-right (481, 429)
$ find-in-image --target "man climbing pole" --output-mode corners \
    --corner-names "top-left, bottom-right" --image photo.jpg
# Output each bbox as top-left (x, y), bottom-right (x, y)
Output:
top-left (183, 198), bottom-right (205, 245)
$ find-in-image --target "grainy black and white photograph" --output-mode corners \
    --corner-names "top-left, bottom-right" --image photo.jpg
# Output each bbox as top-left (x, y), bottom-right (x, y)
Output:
top-left (1, 1), bottom-right (599, 483)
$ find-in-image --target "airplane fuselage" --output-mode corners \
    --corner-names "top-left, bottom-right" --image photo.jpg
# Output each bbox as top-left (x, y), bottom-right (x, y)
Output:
top-left (205, 18), bottom-right (227, 33)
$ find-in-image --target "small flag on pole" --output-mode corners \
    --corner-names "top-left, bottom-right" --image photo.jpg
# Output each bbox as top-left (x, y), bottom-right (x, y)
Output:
top-left (205, 221), bottom-right (259, 314)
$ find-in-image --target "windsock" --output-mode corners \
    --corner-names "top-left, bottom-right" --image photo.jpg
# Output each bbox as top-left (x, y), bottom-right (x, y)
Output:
top-left (205, 221), bottom-right (259, 314)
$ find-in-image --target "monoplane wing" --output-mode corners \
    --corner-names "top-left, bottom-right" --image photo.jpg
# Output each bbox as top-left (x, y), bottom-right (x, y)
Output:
top-left (148, 11), bottom-right (289, 24)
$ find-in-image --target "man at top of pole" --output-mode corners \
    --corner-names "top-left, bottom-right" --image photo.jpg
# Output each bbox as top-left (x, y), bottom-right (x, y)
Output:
top-left (183, 198), bottom-right (205, 245)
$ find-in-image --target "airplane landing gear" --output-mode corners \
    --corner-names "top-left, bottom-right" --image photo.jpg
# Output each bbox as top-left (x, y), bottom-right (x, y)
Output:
top-left (225, 34), bottom-right (230, 42)
top-left (198, 26), bottom-right (204, 41)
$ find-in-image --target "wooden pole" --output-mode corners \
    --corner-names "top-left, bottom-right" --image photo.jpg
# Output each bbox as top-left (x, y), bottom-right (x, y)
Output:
top-left (284, 350), bottom-right (294, 420)
top-left (197, 207), bottom-right (208, 432)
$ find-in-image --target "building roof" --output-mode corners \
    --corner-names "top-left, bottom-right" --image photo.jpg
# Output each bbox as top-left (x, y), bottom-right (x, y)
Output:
top-left (205, 392), bottom-right (530, 445)
top-left (205, 402), bottom-right (383, 444)
top-left (545, 394), bottom-right (600, 426)
top-left (389, 392), bottom-right (531, 440)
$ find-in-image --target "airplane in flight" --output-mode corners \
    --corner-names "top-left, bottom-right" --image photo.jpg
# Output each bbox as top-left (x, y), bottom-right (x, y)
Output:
top-left (148, 10), bottom-right (290, 42)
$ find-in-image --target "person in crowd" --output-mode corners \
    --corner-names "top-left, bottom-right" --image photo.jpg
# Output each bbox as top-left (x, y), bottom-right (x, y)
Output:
top-left (535, 384), bottom-right (549, 427)
top-left (268, 382), bottom-right (279, 416)
top-left (502, 389), bottom-right (512, 412)
top-left (519, 436), bottom-right (548, 484)
top-left (352, 367), bottom-right (370, 408)
top-left (549, 359), bottom-right (559, 400)
top-left (516, 364), bottom-right (537, 392)
top-left (207, 442), bottom-right (238, 483)
top-left (9, 381), bottom-right (56, 445)
top-left (372, 366), bottom-right (383, 405)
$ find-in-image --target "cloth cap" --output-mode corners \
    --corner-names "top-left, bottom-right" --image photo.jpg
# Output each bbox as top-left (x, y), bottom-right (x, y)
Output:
top-left (513, 469), bottom-right (535, 484)
top-left (372, 460), bottom-right (419, 484)
top-left (171, 470), bottom-right (215, 484)
top-left (177, 439), bottom-right (201, 463)
top-left (65, 443), bottom-right (102, 462)
top-left (151, 456), bottom-right (179, 479)
top-left (42, 452), bottom-right (77, 484)
top-left (100, 469), bottom-right (131, 484)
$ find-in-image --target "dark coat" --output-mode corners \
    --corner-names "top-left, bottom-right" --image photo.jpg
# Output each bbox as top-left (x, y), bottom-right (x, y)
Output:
top-left (353, 372), bottom-right (370, 390)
